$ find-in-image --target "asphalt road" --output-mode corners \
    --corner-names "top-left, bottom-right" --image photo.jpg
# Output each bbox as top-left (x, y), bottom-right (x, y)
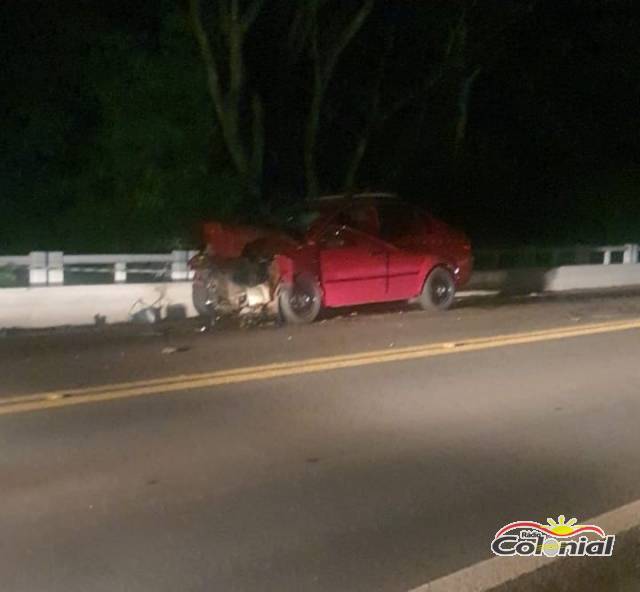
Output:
top-left (2, 291), bottom-right (640, 591)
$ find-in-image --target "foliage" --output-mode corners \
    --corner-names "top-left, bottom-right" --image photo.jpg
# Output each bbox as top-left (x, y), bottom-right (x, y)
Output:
top-left (2, 0), bottom-right (639, 252)
top-left (1, 4), bottom-right (246, 252)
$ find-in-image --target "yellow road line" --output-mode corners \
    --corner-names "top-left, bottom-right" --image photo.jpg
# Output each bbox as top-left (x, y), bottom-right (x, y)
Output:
top-left (2, 317), bottom-right (640, 417)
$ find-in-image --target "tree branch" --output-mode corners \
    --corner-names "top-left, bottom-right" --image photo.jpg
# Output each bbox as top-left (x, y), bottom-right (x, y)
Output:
top-left (344, 28), bottom-right (394, 189)
top-left (241, 0), bottom-right (266, 32)
top-left (250, 93), bottom-right (264, 187)
top-left (454, 66), bottom-right (482, 156)
top-left (189, 0), bottom-right (249, 177)
top-left (322, 0), bottom-right (374, 85)
top-left (188, 0), bottom-right (225, 126)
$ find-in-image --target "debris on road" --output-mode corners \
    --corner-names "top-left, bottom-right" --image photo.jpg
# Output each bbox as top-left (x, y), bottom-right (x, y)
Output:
top-left (161, 346), bottom-right (190, 355)
top-left (129, 299), bottom-right (162, 324)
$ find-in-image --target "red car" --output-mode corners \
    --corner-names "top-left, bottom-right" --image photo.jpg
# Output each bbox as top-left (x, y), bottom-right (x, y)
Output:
top-left (190, 193), bottom-right (472, 324)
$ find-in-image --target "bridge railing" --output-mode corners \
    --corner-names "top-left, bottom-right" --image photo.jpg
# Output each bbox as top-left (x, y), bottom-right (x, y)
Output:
top-left (0, 251), bottom-right (198, 287)
top-left (472, 244), bottom-right (639, 270)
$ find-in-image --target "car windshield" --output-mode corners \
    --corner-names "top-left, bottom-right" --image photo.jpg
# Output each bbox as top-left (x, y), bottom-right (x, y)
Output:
top-left (280, 208), bottom-right (323, 237)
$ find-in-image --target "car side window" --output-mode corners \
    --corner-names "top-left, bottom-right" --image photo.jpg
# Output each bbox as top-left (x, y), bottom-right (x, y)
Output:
top-left (334, 205), bottom-right (380, 237)
top-left (378, 205), bottom-right (425, 243)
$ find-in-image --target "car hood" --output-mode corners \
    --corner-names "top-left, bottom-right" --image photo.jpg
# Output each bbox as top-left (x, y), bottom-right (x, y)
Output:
top-left (201, 221), bottom-right (299, 260)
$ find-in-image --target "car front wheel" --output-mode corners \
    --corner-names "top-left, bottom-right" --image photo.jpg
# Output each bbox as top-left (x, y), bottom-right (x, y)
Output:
top-left (192, 271), bottom-right (217, 318)
top-left (278, 273), bottom-right (322, 324)
top-left (418, 267), bottom-right (456, 311)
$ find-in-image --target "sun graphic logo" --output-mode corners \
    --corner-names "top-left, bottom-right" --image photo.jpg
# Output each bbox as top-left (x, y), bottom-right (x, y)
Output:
top-left (491, 514), bottom-right (615, 558)
top-left (546, 515), bottom-right (578, 536)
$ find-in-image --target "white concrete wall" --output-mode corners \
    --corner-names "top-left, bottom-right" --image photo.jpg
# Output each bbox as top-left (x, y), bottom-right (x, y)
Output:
top-left (469, 264), bottom-right (640, 293)
top-left (548, 264), bottom-right (640, 291)
top-left (0, 282), bottom-right (196, 329)
top-left (3, 264), bottom-right (640, 329)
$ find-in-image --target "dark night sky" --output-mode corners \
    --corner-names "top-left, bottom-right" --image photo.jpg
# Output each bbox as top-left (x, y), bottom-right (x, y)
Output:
top-left (1, 0), bottom-right (639, 251)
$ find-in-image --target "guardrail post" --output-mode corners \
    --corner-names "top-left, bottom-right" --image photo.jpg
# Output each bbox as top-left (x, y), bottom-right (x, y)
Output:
top-left (29, 251), bottom-right (48, 286)
top-left (187, 250), bottom-right (198, 280)
top-left (48, 251), bottom-right (64, 285)
top-left (171, 250), bottom-right (189, 281)
top-left (603, 249), bottom-right (611, 265)
top-left (114, 262), bottom-right (127, 283)
top-left (623, 244), bottom-right (638, 264)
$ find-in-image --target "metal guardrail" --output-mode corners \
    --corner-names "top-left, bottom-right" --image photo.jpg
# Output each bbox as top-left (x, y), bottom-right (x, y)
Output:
top-left (0, 245), bottom-right (638, 287)
top-left (473, 244), bottom-right (639, 270)
top-left (0, 256), bottom-right (30, 265)
top-left (0, 251), bottom-right (198, 286)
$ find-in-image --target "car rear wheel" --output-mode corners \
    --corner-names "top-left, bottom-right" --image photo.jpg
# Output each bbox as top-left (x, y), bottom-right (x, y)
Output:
top-left (279, 273), bottom-right (322, 324)
top-left (418, 267), bottom-right (456, 311)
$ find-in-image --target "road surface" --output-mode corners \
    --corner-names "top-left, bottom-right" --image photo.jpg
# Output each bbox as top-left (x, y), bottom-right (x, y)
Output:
top-left (2, 291), bottom-right (640, 591)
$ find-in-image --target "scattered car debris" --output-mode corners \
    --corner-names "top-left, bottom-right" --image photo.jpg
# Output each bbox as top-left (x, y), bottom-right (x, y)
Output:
top-left (161, 346), bottom-right (190, 355)
top-left (129, 299), bottom-right (162, 324)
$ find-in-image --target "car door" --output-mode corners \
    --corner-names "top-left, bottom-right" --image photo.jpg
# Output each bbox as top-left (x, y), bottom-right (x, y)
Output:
top-left (378, 203), bottom-right (428, 300)
top-left (318, 223), bottom-right (388, 307)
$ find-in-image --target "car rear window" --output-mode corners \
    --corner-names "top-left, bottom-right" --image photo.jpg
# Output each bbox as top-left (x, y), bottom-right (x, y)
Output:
top-left (378, 204), bottom-right (426, 242)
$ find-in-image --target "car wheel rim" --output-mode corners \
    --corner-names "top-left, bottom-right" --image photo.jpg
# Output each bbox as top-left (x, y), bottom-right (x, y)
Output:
top-left (290, 286), bottom-right (316, 316)
top-left (431, 278), bottom-right (453, 306)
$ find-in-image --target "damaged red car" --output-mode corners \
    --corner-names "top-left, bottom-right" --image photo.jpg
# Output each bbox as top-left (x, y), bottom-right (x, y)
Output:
top-left (189, 193), bottom-right (472, 324)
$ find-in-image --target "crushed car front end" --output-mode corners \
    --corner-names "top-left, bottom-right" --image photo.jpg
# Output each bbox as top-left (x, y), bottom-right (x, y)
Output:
top-left (188, 222), bottom-right (306, 323)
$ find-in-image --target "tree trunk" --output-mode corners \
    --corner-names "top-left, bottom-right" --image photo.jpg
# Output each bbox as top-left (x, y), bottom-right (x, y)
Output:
top-left (454, 67), bottom-right (481, 158)
top-left (305, 70), bottom-right (323, 198)
top-left (302, 0), bottom-right (373, 197)
top-left (188, 0), bottom-right (264, 196)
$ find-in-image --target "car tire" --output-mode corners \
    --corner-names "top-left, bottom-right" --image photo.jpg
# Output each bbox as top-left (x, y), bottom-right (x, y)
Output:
top-left (418, 267), bottom-right (456, 311)
top-left (279, 273), bottom-right (322, 324)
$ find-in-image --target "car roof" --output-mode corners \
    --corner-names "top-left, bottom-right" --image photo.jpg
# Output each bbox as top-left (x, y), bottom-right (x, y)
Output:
top-left (307, 193), bottom-right (400, 209)
top-left (310, 192), bottom-right (398, 202)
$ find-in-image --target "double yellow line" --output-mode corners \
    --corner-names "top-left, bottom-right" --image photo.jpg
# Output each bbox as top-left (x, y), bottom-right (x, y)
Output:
top-left (2, 317), bottom-right (640, 417)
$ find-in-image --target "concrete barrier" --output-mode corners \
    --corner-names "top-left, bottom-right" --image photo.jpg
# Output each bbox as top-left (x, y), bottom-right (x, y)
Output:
top-left (0, 282), bottom-right (197, 329)
top-left (469, 264), bottom-right (640, 294)
top-left (3, 263), bottom-right (640, 329)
